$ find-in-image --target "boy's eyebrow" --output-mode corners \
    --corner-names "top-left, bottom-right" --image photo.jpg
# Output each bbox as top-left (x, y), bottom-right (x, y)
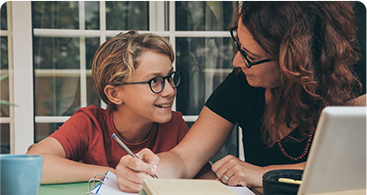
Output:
top-left (142, 68), bottom-right (174, 79)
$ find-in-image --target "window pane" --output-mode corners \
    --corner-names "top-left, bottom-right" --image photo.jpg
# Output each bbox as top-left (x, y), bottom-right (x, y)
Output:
top-left (0, 36), bottom-right (7, 69)
top-left (34, 37), bottom-right (80, 69)
top-left (35, 123), bottom-right (63, 142)
top-left (0, 2), bottom-right (7, 30)
top-left (86, 37), bottom-right (101, 106)
top-left (0, 36), bottom-right (9, 117)
top-left (85, 1), bottom-right (99, 30)
top-left (176, 37), bottom-right (233, 115)
top-left (106, 1), bottom-right (149, 30)
top-left (32, 1), bottom-right (79, 29)
top-left (176, 1), bottom-right (237, 31)
top-left (0, 73), bottom-right (9, 117)
top-left (35, 76), bottom-right (81, 116)
top-left (87, 76), bottom-right (100, 107)
top-left (0, 124), bottom-right (10, 154)
top-left (86, 38), bottom-right (100, 70)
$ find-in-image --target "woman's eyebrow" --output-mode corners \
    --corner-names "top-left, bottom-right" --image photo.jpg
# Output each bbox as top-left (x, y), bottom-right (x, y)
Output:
top-left (239, 42), bottom-right (261, 58)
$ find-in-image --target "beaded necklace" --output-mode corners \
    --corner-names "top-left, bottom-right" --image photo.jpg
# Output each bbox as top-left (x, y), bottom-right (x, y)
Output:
top-left (277, 132), bottom-right (313, 161)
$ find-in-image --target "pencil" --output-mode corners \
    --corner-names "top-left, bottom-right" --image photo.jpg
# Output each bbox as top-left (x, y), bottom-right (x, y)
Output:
top-left (112, 133), bottom-right (159, 179)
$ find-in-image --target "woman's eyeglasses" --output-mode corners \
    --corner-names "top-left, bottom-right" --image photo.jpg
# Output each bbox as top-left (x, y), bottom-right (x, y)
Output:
top-left (123, 71), bottom-right (181, 94)
top-left (230, 26), bottom-right (274, 68)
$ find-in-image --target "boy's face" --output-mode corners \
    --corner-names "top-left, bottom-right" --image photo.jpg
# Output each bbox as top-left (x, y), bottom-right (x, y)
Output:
top-left (118, 50), bottom-right (176, 124)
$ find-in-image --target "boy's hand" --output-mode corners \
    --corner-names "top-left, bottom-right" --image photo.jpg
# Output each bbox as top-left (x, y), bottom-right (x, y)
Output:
top-left (115, 148), bottom-right (159, 193)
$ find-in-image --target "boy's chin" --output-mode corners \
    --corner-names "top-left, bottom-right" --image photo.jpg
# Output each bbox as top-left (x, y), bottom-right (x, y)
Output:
top-left (155, 114), bottom-right (172, 124)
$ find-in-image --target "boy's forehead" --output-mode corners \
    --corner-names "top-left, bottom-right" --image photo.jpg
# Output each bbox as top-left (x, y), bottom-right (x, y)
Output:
top-left (131, 51), bottom-right (173, 79)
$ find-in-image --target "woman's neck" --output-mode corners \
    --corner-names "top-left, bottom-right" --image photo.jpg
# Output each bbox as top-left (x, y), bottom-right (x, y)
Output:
top-left (264, 88), bottom-right (297, 143)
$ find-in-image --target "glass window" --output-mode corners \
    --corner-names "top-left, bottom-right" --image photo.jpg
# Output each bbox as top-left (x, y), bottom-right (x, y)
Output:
top-left (33, 37), bottom-right (80, 69)
top-left (106, 1), bottom-right (149, 30)
top-left (0, 2), bottom-right (9, 154)
top-left (34, 36), bottom-right (81, 116)
top-left (176, 1), bottom-right (236, 31)
top-left (86, 37), bottom-right (101, 107)
top-left (86, 38), bottom-right (99, 70)
top-left (35, 76), bottom-right (81, 116)
top-left (85, 1), bottom-right (99, 30)
top-left (0, 36), bottom-right (9, 118)
top-left (0, 3), bottom-right (7, 30)
top-left (176, 37), bottom-right (234, 115)
top-left (35, 123), bottom-right (64, 142)
top-left (0, 124), bottom-right (10, 154)
top-left (32, 1), bottom-right (79, 29)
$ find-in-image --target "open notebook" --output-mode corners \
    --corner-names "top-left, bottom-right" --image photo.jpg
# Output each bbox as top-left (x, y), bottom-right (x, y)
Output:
top-left (89, 171), bottom-right (254, 195)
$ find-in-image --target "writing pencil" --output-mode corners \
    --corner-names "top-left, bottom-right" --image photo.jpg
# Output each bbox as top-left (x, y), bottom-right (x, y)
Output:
top-left (112, 133), bottom-right (159, 179)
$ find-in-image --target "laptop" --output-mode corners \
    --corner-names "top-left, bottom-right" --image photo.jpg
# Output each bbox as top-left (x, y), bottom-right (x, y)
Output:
top-left (297, 106), bottom-right (366, 195)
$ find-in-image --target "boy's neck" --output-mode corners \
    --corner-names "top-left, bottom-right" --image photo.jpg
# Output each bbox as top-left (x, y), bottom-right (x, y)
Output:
top-left (112, 111), bottom-right (154, 143)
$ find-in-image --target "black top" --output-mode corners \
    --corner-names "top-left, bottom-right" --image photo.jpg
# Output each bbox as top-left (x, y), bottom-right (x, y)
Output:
top-left (205, 68), bottom-right (312, 166)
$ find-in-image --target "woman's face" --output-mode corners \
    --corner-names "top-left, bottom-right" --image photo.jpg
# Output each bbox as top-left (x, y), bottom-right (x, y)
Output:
top-left (233, 19), bottom-right (281, 89)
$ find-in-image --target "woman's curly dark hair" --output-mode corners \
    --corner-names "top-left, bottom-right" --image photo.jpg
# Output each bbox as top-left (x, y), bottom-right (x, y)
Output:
top-left (236, 2), bottom-right (362, 146)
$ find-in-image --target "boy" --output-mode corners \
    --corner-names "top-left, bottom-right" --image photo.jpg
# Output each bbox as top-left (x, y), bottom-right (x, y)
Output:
top-left (27, 31), bottom-right (213, 186)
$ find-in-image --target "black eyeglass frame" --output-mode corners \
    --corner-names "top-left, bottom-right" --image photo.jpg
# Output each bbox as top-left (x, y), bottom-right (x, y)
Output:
top-left (122, 71), bottom-right (181, 94)
top-left (230, 26), bottom-right (274, 68)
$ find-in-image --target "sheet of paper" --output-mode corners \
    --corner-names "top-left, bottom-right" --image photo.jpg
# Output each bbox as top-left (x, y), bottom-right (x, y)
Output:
top-left (90, 171), bottom-right (254, 195)
top-left (90, 171), bottom-right (137, 195)
top-left (227, 185), bottom-right (255, 195)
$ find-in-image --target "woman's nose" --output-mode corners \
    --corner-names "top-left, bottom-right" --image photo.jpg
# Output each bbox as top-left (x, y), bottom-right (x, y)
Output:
top-left (232, 52), bottom-right (247, 69)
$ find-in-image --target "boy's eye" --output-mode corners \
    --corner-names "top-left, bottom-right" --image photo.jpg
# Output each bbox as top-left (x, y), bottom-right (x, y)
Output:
top-left (150, 77), bottom-right (161, 84)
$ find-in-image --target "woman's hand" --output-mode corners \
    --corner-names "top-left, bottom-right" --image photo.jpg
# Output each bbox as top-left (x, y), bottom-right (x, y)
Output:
top-left (212, 155), bottom-right (266, 188)
top-left (115, 148), bottom-right (159, 193)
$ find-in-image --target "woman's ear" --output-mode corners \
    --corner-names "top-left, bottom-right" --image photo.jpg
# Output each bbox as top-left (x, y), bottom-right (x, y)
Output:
top-left (104, 85), bottom-right (124, 105)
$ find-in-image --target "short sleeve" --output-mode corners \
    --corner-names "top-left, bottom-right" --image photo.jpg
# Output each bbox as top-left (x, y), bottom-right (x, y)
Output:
top-left (50, 110), bottom-right (91, 160)
top-left (205, 69), bottom-right (242, 124)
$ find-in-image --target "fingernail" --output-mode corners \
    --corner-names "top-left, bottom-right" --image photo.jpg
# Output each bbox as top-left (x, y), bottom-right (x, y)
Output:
top-left (151, 164), bottom-right (157, 173)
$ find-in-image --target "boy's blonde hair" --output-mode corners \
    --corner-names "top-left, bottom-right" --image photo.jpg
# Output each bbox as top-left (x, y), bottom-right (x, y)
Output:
top-left (92, 30), bottom-right (174, 111)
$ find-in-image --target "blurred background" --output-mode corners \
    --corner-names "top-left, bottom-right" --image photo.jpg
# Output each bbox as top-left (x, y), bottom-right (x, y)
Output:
top-left (0, 1), bottom-right (365, 165)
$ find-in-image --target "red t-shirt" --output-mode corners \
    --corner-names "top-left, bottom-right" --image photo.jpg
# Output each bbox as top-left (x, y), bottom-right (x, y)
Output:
top-left (50, 105), bottom-right (189, 168)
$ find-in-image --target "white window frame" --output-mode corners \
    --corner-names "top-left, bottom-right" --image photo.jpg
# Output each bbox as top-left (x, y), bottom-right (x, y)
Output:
top-left (3, 1), bottom-right (34, 154)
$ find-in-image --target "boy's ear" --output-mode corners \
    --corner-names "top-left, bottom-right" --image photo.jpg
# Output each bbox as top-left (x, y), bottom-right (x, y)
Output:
top-left (104, 85), bottom-right (123, 105)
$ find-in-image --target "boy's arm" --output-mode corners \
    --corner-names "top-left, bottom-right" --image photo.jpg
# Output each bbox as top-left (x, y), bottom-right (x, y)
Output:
top-left (26, 137), bottom-right (114, 184)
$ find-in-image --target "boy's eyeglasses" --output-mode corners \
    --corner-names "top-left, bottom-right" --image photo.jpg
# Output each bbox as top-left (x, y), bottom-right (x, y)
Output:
top-left (230, 26), bottom-right (274, 68)
top-left (123, 71), bottom-right (181, 94)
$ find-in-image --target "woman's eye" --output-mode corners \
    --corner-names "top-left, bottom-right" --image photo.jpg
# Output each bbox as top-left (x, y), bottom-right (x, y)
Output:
top-left (247, 56), bottom-right (256, 61)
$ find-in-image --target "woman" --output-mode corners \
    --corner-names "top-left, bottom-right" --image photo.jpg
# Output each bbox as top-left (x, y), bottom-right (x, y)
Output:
top-left (115, 2), bottom-right (366, 192)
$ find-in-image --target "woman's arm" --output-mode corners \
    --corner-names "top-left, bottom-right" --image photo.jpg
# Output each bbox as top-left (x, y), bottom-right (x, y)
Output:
top-left (212, 155), bottom-right (305, 188)
top-left (344, 94), bottom-right (366, 106)
top-left (115, 106), bottom-right (234, 192)
top-left (26, 137), bottom-right (114, 184)
top-left (157, 106), bottom-right (234, 178)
